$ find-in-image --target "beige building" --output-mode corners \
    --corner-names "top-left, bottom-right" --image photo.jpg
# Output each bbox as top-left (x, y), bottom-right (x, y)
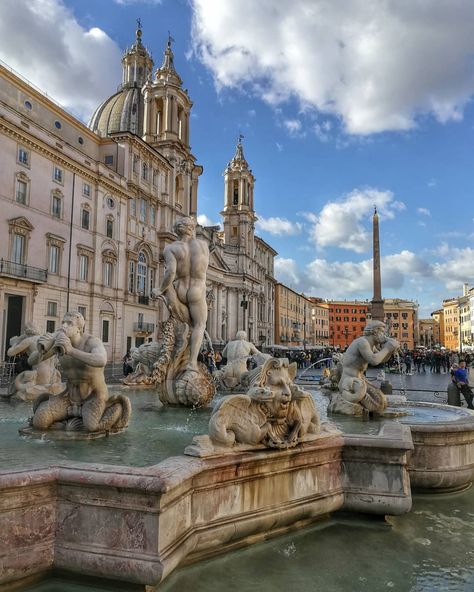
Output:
top-left (0, 28), bottom-right (276, 360)
top-left (418, 319), bottom-right (439, 348)
top-left (274, 284), bottom-right (313, 347)
top-left (431, 309), bottom-right (444, 347)
top-left (443, 298), bottom-right (459, 351)
top-left (383, 298), bottom-right (418, 350)
top-left (308, 298), bottom-right (330, 346)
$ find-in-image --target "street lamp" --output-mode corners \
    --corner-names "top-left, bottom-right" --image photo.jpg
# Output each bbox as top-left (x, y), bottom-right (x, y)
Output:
top-left (303, 303), bottom-right (307, 351)
top-left (240, 293), bottom-right (248, 332)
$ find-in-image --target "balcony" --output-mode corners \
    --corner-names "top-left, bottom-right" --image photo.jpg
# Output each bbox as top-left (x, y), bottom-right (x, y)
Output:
top-left (133, 322), bottom-right (155, 334)
top-left (0, 259), bottom-right (47, 283)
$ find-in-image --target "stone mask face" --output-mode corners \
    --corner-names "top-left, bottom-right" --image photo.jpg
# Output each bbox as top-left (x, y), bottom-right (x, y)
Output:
top-left (264, 370), bottom-right (292, 419)
top-left (374, 328), bottom-right (386, 344)
top-left (61, 317), bottom-right (82, 341)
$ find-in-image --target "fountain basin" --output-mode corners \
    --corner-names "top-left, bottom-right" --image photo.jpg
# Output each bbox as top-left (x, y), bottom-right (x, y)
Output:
top-left (0, 422), bottom-right (413, 591)
top-left (398, 402), bottom-right (474, 493)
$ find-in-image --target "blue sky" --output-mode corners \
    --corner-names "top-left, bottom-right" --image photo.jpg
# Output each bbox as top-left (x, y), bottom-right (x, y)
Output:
top-left (2, 0), bottom-right (474, 317)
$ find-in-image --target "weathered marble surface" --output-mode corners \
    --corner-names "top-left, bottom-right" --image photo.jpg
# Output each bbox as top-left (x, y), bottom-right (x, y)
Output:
top-left (123, 216), bottom-right (216, 407)
top-left (0, 423), bottom-right (414, 590)
top-left (402, 402), bottom-right (474, 492)
top-left (26, 312), bottom-right (131, 435)
top-left (199, 358), bottom-right (320, 450)
top-left (6, 322), bottom-right (64, 401)
top-left (328, 320), bottom-right (399, 416)
top-left (213, 331), bottom-right (270, 390)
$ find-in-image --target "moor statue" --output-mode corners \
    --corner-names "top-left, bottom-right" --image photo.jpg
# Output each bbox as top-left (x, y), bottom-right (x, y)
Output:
top-left (29, 312), bottom-right (131, 433)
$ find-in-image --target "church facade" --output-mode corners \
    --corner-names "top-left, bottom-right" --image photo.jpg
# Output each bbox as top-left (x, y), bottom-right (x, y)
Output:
top-left (0, 27), bottom-right (276, 361)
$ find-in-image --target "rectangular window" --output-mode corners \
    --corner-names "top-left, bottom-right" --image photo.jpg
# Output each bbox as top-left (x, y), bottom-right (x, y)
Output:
top-left (83, 183), bottom-right (91, 197)
top-left (53, 166), bottom-right (63, 183)
top-left (133, 155), bottom-right (139, 173)
top-left (77, 305), bottom-right (86, 319)
top-left (46, 320), bottom-right (56, 333)
top-left (18, 148), bottom-right (29, 165)
top-left (152, 169), bottom-right (158, 187)
top-left (49, 245), bottom-right (59, 274)
top-left (81, 209), bottom-right (90, 230)
top-left (104, 155), bottom-right (114, 166)
top-left (79, 254), bottom-right (89, 281)
top-left (130, 198), bottom-right (136, 217)
top-left (129, 260), bottom-right (135, 293)
top-left (106, 219), bottom-right (113, 238)
top-left (47, 301), bottom-right (58, 317)
top-left (104, 261), bottom-right (113, 287)
top-left (12, 234), bottom-right (25, 264)
top-left (142, 163), bottom-right (148, 180)
top-left (16, 180), bottom-right (27, 204)
top-left (150, 205), bottom-right (156, 227)
top-left (102, 319), bottom-right (110, 343)
top-left (52, 195), bottom-right (61, 218)
top-left (139, 198), bottom-right (146, 222)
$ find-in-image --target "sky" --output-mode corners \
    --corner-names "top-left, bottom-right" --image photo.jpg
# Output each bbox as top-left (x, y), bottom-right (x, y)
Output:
top-left (1, 0), bottom-right (474, 317)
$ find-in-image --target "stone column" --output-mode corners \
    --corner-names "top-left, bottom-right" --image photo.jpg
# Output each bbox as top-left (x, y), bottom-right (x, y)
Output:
top-left (371, 207), bottom-right (384, 321)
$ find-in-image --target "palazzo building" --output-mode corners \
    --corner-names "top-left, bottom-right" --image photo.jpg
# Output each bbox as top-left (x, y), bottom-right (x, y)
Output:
top-left (0, 27), bottom-right (276, 361)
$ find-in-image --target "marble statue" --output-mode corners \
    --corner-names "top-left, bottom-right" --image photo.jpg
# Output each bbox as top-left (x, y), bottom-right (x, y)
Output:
top-left (7, 322), bottom-right (63, 401)
top-left (27, 312), bottom-right (131, 434)
top-left (214, 331), bottom-right (271, 390)
top-left (328, 320), bottom-right (399, 416)
top-left (150, 216), bottom-right (215, 406)
top-left (122, 343), bottom-right (162, 386)
top-left (319, 352), bottom-right (343, 394)
top-left (187, 358), bottom-right (321, 454)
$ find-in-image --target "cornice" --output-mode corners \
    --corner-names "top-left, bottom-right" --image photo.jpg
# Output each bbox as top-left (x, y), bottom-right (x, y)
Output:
top-left (0, 118), bottom-right (131, 201)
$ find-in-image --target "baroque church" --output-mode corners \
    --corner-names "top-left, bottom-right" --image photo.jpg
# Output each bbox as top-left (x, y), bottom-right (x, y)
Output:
top-left (0, 26), bottom-right (276, 361)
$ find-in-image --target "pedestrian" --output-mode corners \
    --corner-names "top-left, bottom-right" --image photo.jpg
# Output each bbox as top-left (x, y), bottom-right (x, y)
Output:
top-left (453, 360), bottom-right (474, 409)
top-left (122, 350), bottom-right (133, 376)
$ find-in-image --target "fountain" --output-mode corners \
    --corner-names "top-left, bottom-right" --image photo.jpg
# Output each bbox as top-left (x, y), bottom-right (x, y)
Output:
top-left (1, 244), bottom-right (474, 591)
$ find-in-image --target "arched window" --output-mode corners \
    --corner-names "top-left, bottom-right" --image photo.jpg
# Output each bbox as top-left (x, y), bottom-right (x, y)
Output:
top-left (137, 251), bottom-right (147, 294)
top-left (233, 180), bottom-right (239, 205)
top-left (175, 175), bottom-right (184, 209)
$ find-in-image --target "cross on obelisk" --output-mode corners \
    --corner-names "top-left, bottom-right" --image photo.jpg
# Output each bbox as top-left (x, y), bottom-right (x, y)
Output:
top-left (371, 206), bottom-right (385, 321)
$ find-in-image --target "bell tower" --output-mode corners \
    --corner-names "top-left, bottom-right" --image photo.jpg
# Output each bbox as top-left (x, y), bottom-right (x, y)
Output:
top-left (221, 136), bottom-right (256, 255)
top-left (121, 20), bottom-right (153, 89)
top-left (142, 36), bottom-right (200, 216)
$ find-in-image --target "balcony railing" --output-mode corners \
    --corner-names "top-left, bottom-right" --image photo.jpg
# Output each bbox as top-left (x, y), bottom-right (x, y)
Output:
top-left (133, 322), bottom-right (155, 334)
top-left (0, 259), bottom-right (47, 283)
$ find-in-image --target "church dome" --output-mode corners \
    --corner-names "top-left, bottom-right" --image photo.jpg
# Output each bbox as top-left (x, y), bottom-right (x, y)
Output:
top-left (88, 85), bottom-right (144, 137)
top-left (88, 24), bottom-right (152, 137)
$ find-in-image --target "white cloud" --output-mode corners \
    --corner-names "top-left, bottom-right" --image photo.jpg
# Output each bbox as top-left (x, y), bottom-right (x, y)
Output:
top-left (282, 118), bottom-right (304, 137)
top-left (432, 246), bottom-right (474, 288)
top-left (256, 215), bottom-right (302, 236)
top-left (307, 188), bottom-right (405, 253)
top-left (114, 0), bottom-right (162, 4)
top-left (274, 249), bottom-right (432, 300)
top-left (197, 214), bottom-right (221, 227)
top-left (428, 178), bottom-right (437, 188)
top-left (191, 0), bottom-right (474, 135)
top-left (0, 0), bottom-right (122, 121)
top-left (417, 207), bottom-right (431, 216)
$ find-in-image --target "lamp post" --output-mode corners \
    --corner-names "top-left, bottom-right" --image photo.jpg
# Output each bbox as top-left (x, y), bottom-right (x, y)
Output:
top-left (303, 302), bottom-right (307, 351)
top-left (240, 293), bottom-right (248, 333)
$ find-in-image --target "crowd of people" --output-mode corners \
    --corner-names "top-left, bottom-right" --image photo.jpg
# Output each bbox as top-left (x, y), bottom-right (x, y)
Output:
top-left (391, 349), bottom-right (472, 375)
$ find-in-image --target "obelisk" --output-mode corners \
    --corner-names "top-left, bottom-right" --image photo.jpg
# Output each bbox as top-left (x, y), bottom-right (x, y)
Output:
top-left (371, 207), bottom-right (384, 321)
